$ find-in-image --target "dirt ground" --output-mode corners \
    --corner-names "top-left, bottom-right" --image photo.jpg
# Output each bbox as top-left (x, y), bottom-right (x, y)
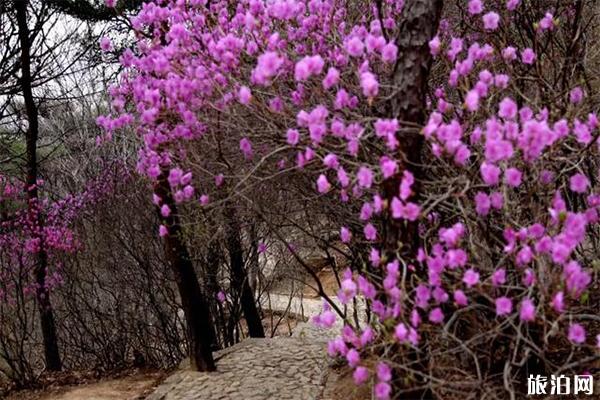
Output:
top-left (5, 371), bottom-right (165, 400)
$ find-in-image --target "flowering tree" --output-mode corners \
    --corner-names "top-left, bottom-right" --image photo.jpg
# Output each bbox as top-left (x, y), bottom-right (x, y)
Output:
top-left (101, 0), bottom-right (599, 397)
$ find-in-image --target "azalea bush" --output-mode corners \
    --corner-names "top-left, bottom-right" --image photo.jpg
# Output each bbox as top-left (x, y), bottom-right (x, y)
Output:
top-left (100, 0), bottom-right (599, 398)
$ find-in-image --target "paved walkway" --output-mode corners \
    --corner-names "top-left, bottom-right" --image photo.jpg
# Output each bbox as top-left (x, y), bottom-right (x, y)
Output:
top-left (146, 331), bottom-right (331, 400)
top-left (145, 295), bottom-right (347, 400)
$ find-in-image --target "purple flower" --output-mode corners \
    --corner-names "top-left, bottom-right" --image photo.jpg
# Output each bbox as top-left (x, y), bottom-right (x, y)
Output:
top-left (316, 174), bottom-right (331, 193)
top-left (519, 298), bottom-right (536, 321)
top-left (569, 173), bottom-right (589, 193)
top-left (463, 268), bottom-right (480, 287)
top-left (357, 166), bottom-right (374, 188)
top-left (381, 43), bottom-right (398, 63)
top-left (376, 362), bottom-right (392, 382)
top-left (364, 223), bottom-right (377, 241)
top-left (495, 296), bottom-right (513, 316)
top-left (481, 162), bottom-right (501, 185)
top-left (340, 227), bottom-right (352, 243)
top-left (345, 37), bottom-right (365, 57)
top-left (474, 192), bottom-right (491, 216)
top-left (353, 366), bottom-right (369, 385)
top-left (99, 36), bottom-right (113, 52)
top-left (521, 48), bottom-right (536, 64)
top-left (454, 289), bottom-right (468, 306)
top-left (346, 348), bottom-right (360, 367)
top-left (238, 86), bottom-right (252, 105)
top-left (498, 97), bottom-right (517, 119)
top-left (482, 12), bottom-right (500, 30)
top-left (504, 167), bottom-right (522, 187)
top-left (429, 307), bottom-right (444, 324)
top-left (568, 323), bottom-right (586, 344)
top-left (395, 322), bottom-right (408, 341)
top-left (360, 72), bottom-right (379, 98)
top-left (239, 138), bottom-right (253, 159)
top-left (570, 87), bottom-right (584, 104)
top-left (374, 382), bottom-right (391, 400)
top-left (468, 0), bottom-right (484, 14)
top-left (158, 225), bottom-right (168, 237)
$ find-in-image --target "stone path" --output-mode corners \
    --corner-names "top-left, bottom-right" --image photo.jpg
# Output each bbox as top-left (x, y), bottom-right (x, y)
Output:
top-left (145, 296), bottom-right (346, 400)
top-left (146, 332), bottom-right (331, 400)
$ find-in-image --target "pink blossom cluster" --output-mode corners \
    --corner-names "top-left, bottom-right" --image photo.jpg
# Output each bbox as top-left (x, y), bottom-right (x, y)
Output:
top-left (99, 0), bottom-right (599, 396)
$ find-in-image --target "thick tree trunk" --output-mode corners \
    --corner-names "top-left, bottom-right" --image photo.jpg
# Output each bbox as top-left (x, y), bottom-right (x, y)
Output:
top-left (224, 207), bottom-right (265, 338)
top-left (386, 1), bottom-right (443, 398)
top-left (383, 0), bottom-right (443, 259)
top-left (15, 0), bottom-right (62, 372)
top-left (154, 174), bottom-right (216, 371)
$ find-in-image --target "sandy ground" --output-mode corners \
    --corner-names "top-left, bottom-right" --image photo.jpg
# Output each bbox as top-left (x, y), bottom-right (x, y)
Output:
top-left (5, 372), bottom-right (164, 400)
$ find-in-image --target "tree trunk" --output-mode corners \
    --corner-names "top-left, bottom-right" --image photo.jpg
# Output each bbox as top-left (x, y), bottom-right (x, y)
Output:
top-left (224, 206), bottom-right (265, 338)
top-left (15, 0), bottom-right (62, 372)
top-left (386, 1), bottom-right (443, 398)
top-left (154, 174), bottom-right (216, 371)
top-left (382, 0), bottom-right (443, 258)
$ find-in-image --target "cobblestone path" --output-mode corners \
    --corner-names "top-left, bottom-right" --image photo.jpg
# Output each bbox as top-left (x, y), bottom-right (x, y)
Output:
top-left (146, 332), bottom-right (330, 400)
top-left (145, 295), bottom-right (366, 400)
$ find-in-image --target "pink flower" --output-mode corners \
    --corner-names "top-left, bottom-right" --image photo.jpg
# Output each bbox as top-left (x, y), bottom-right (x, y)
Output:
top-left (217, 291), bottom-right (226, 303)
top-left (381, 43), bottom-right (398, 63)
top-left (380, 157), bottom-right (397, 179)
top-left (323, 154), bottom-right (339, 169)
top-left (159, 225), bottom-right (168, 237)
top-left (502, 46), bottom-right (517, 61)
top-left (519, 298), bottom-right (536, 321)
top-left (240, 138), bottom-right (253, 159)
top-left (376, 362), bottom-right (391, 382)
top-left (474, 192), bottom-right (491, 216)
top-left (454, 290), bottom-right (468, 306)
top-left (552, 291), bottom-right (565, 313)
top-left (395, 322), bottom-right (408, 341)
top-left (160, 204), bottom-right (171, 217)
top-left (481, 162), bottom-right (501, 186)
top-left (465, 89), bottom-right (480, 112)
top-left (374, 382), bottom-right (391, 400)
top-left (429, 307), bottom-right (444, 324)
top-left (323, 67), bottom-right (340, 89)
top-left (569, 173), bottom-right (589, 193)
top-left (504, 167), bottom-right (522, 187)
top-left (468, 0), bottom-right (484, 14)
top-left (495, 297), bottom-right (512, 316)
top-left (568, 323), bottom-right (586, 344)
top-left (364, 224), bottom-right (377, 241)
top-left (538, 12), bottom-right (554, 31)
top-left (345, 37), bottom-right (365, 57)
top-left (99, 36), bottom-right (113, 52)
top-left (340, 227), bottom-right (352, 243)
top-left (482, 12), bottom-right (500, 30)
top-left (463, 269), bottom-right (480, 287)
top-left (506, 0), bottom-right (520, 10)
top-left (346, 348), bottom-right (360, 367)
top-left (254, 51), bottom-right (284, 83)
top-left (498, 97), bottom-right (517, 119)
top-left (238, 86), bottom-right (252, 105)
top-left (353, 366), bottom-right (369, 385)
top-left (357, 167), bottom-right (374, 188)
top-left (492, 268), bottom-right (506, 286)
top-left (317, 174), bottom-right (331, 193)
top-left (429, 36), bottom-right (441, 56)
top-left (360, 72), bottom-right (379, 98)
top-left (105, 0), bottom-right (116, 7)
top-left (521, 48), bottom-right (536, 64)
top-left (286, 129), bottom-right (300, 145)
top-left (570, 87), bottom-right (584, 104)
